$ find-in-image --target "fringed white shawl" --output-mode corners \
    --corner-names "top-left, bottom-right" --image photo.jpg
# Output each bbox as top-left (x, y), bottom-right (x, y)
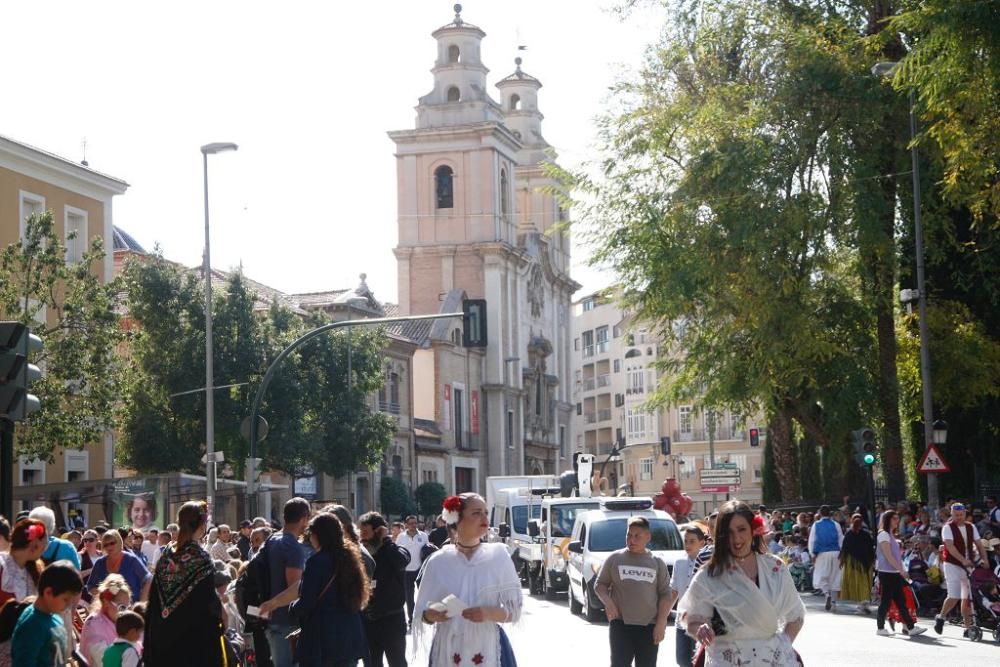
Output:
top-left (678, 553), bottom-right (805, 666)
top-left (412, 543), bottom-right (522, 667)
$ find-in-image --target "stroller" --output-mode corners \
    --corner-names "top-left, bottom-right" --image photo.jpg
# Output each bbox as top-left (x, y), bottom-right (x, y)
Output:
top-left (967, 566), bottom-right (1000, 643)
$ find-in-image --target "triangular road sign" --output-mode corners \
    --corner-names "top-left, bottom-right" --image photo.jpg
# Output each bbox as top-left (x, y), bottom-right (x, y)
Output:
top-left (917, 444), bottom-right (950, 474)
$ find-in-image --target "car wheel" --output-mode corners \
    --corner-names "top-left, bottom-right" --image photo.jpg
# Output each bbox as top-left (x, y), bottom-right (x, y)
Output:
top-left (544, 572), bottom-right (558, 600)
top-left (569, 581), bottom-right (582, 615)
top-left (583, 581), bottom-right (601, 623)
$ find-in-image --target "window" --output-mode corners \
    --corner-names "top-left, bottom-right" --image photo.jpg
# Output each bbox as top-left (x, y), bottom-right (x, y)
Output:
top-left (574, 338), bottom-right (580, 351)
top-left (626, 408), bottom-right (648, 441)
top-left (535, 375), bottom-right (543, 416)
top-left (507, 410), bottom-right (515, 449)
top-left (575, 402), bottom-right (582, 415)
top-left (509, 94), bottom-right (521, 111)
top-left (640, 457), bottom-right (653, 481)
top-left (582, 299), bottom-right (595, 312)
top-left (448, 44), bottom-right (460, 63)
top-left (581, 331), bottom-right (594, 357)
top-left (679, 406), bottom-right (693, 434)
top-left (422, 469), bottom-right (439, 484)
top-left (500, 169), bottom-right (510, 222)
top-left (455, 466), bottom-right (475, 494)
top-left (454, 387), bottom-right (465, 447)
top-left (596, 326), bottom-right (609, 354)
top-left (627, 369), bottom-right (644, 394)
top-left (64, 207), bottom-right (87, 264)
top-left (389, 372), bottom-right (400, 413)
top-left (392, 455), bottom-right (403, 478)
top-left (613, 324), bottom-right (623, 338)
top-left (435, 166), bottom-right (454, 209)
top-left (19, 191), bottom-right (45, 243)
top-left (447, 86), bottom-right (461, 102)
top-left (588, 518), bottom-right (682, 551)
top-left (729, 412), bottom-right (743, 438)
top-left (559, 425), bottom-right (566, 460)
top-left (613, 359), bottom-right (621, 373)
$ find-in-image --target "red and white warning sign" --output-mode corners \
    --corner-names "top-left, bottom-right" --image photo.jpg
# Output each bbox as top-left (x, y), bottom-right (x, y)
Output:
top-left (917, 444), bottom-right (950, 474)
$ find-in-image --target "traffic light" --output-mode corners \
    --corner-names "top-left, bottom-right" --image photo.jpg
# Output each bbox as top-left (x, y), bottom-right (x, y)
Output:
top-left (749, 428), bottom-right (760, 447)
top-left (852, 427), bottom-right (876, 466)
top-left (0, 322), bottom-right (42, 422)
top-left (462, 299), bottom-right (487, 348)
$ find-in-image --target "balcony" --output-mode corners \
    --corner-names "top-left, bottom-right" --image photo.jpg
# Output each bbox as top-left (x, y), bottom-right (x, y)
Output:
top-left (583, 345), bottom-right (594, 358)
top-left (673, 426), bottom-right (742, 443)
top-left (596, 341), bottom-right (609, 355)
top-left (584, 413), bottom-right (597, 424)
top-left (626, 386), bottom-right (645, 395)
top-left (596, 374), bottom-right (611, 388)
top-left (378, 400), bottom-right (401, 415)
top-left (456, 431), bottom-right (480, 451)
top-left (583, 378), bottom-right (596, 391)
top-left (597, 409), bottom-right (612, 422)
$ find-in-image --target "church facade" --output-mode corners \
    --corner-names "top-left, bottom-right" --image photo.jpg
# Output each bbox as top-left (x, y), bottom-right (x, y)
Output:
top-left (389, 6), bottom-right (579, 493)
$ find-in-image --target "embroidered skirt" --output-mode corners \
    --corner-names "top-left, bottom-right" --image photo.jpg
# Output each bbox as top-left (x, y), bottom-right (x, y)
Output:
top-left (702, 633), bottom-right (801, 667)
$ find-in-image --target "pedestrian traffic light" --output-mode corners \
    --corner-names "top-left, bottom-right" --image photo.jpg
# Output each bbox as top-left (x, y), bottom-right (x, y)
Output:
top-left (462, 299), bottom-right (487, 348)
top-left (749, 428), bottom-right (760, 447)
top-left (0, 322), bottom-right (42, 422)
top-left (852, 427), bottom-right (876, 466)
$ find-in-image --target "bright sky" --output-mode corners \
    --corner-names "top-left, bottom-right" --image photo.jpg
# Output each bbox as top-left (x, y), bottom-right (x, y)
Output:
top-left (4, 1), bottom-right (663, 303)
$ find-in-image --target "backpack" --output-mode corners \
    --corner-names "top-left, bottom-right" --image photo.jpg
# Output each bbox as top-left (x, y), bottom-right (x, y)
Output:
top-left (0, 598), bottom-right (31, 643)
top-left (235, 539), bottom-right (272, 629)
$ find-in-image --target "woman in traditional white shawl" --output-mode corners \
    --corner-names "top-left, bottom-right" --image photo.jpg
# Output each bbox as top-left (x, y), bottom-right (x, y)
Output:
top-left (413, 493), bottom-right (522, 667)
top-left (679, 501), bottom-right (805, 666)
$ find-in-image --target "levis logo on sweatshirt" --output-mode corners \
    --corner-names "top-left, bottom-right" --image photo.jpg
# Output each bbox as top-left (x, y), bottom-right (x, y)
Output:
top-left (618, 565), bottom-right (656, 583)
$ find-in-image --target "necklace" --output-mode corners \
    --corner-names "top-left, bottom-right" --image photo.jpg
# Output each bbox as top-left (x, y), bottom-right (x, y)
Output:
top-left (734, 551), bottom-right (753, 563)
top-left (456, 541), bottom-right (481, 549)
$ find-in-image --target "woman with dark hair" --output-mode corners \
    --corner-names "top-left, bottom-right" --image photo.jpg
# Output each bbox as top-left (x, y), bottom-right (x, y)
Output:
top-left (874, 510), bottom-right (925, 637)
top-left (678, 500), bottom-right (805, 666)
top-left (414, 493), bottom-right (522, 666)
top-left (323, 503), bottom-right (375, 578)
top-left (289, 512), bottom-right (370, 666)
top-left (0, 519), bottom-right (48, 666)
top-left (839, 514), bottom-right (875, 612)
top-left (144, 500), bottom-right (227, 666)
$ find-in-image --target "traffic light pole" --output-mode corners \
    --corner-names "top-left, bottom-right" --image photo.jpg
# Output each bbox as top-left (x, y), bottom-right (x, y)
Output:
top-left (246, 311), bottom-right (466, 518)
top-left (0, 419), bottom-right (13, 520)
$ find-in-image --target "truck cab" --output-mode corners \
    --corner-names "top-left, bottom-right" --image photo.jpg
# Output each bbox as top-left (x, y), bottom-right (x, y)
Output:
top-left (518, 496), bottom-right (602, 597)
top-left (565, 498), bottom-right (685, 622)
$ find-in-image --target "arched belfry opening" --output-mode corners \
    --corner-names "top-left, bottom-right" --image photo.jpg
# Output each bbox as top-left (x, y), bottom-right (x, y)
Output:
top-left (435, 165), bottom-right (454, 209)
top-left (448, 44), bottom-right (461, 63)
top-left (509, 94), bottom-right (521, 111)
top-left (446, 86), bottom-right (461, 102)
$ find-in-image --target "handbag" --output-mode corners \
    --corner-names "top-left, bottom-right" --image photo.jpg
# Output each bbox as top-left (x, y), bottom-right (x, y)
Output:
top-left (286, 573), bottom-right (337, 656)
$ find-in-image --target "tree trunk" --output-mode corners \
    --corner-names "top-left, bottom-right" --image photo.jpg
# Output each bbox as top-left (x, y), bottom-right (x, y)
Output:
top-left (866, 0), bottom-right (908, 500)
top-left (769, 405), bottom-right (800, 501)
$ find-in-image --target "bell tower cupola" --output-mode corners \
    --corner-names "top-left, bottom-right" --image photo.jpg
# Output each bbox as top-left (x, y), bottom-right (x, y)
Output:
top-left (496, 57), bottom-right (549, 165)
top-left (416, 4), bottom-right (505, 129)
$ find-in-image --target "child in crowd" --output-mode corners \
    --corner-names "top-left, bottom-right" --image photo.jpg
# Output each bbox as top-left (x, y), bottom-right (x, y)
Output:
top-left (11, 560), bottom-right (83, 666)
top-left (787, 537), bottom-right (814, 592)
top-left (103, 610), bottom-right (144, 667)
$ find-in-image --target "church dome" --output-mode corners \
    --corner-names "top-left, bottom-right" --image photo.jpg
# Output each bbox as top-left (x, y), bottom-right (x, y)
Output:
top-left (112, 226), bottom-right (147, 253)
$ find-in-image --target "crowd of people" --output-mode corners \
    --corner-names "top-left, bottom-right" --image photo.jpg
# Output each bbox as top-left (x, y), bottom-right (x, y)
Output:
top-left (654, 495), bottom-right (1000, 667)
top-left (0, 495), bottom-right (518, 667)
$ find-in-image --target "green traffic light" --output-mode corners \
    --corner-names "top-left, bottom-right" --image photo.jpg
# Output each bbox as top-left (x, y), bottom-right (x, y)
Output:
top-left (863, 453), bottom-right (876, 465)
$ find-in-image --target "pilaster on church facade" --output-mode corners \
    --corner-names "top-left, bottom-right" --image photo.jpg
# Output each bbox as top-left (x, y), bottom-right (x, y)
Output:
top-left (389, 5), bottom-right (580, 493)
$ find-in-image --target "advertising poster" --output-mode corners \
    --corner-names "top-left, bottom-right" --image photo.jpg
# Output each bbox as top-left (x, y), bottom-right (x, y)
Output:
top-left (111, 478), bottom-right (160, 531)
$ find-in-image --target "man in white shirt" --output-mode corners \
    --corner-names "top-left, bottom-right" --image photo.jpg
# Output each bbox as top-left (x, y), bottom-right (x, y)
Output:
top-left (210, 524), bottom-right (235, 562)
top-left (394, 514), bottom-right (428, 627)
top-left (935, 503), bottom-right (988, 636)
top-left (141, 527), bottom-right (162, 569)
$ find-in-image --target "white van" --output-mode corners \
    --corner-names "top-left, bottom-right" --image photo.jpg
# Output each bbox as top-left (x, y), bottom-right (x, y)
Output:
top-left (566, 498), bottom-right (685, 622)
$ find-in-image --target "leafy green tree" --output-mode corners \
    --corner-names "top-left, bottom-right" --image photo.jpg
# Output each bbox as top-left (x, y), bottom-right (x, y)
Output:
top-left (415, 481), bottom-right (447, 518)
top-left (761, 438), bottom-right (781, 504)
top-left (120, 256), bottom-right (394, 479)
top-left (0, 212), bottom-right (124, 462)
top-left (379, 476), bottom-right (414, 519)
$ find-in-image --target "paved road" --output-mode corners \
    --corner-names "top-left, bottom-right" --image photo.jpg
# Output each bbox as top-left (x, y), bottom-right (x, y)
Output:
top-left (442, 588), bottom-right (1000, 666)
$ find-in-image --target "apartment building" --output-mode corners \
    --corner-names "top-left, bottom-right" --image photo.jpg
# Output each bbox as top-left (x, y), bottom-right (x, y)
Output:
top-left (571, 291), bottom-right (764, 516)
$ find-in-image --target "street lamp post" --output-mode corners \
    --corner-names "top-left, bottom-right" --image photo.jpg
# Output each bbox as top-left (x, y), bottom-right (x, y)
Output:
top-left (872, 62), bottom-right (939, 509)
top-left (201, 142), bottom-right (238, 520)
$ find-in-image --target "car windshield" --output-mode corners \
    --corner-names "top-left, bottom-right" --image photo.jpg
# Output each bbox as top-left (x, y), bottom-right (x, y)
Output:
top-left (511, 504), bottom-right (542, 534)
top-left (588, 518), bottom-right (684, 552)
top-left (550, 503), bottom-right (600, 538)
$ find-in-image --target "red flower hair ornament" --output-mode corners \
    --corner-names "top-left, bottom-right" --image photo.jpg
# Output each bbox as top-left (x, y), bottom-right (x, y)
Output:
top-left (441, 496), bottom-right (463, 525)
top-left (751, 514), bottom-right (767, 537)
top-left (26, 523), bottom-right (46, 542)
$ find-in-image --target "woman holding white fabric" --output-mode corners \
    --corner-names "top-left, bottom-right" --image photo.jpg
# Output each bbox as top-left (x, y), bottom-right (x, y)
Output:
top-left (679, 501), bottom-right (805, 666)
top-left (414, 493), bottom-right (522, 666)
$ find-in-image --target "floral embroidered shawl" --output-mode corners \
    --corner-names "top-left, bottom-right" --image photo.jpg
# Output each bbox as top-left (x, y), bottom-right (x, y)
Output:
top-left (154, 540), bottom-right (214, 618)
